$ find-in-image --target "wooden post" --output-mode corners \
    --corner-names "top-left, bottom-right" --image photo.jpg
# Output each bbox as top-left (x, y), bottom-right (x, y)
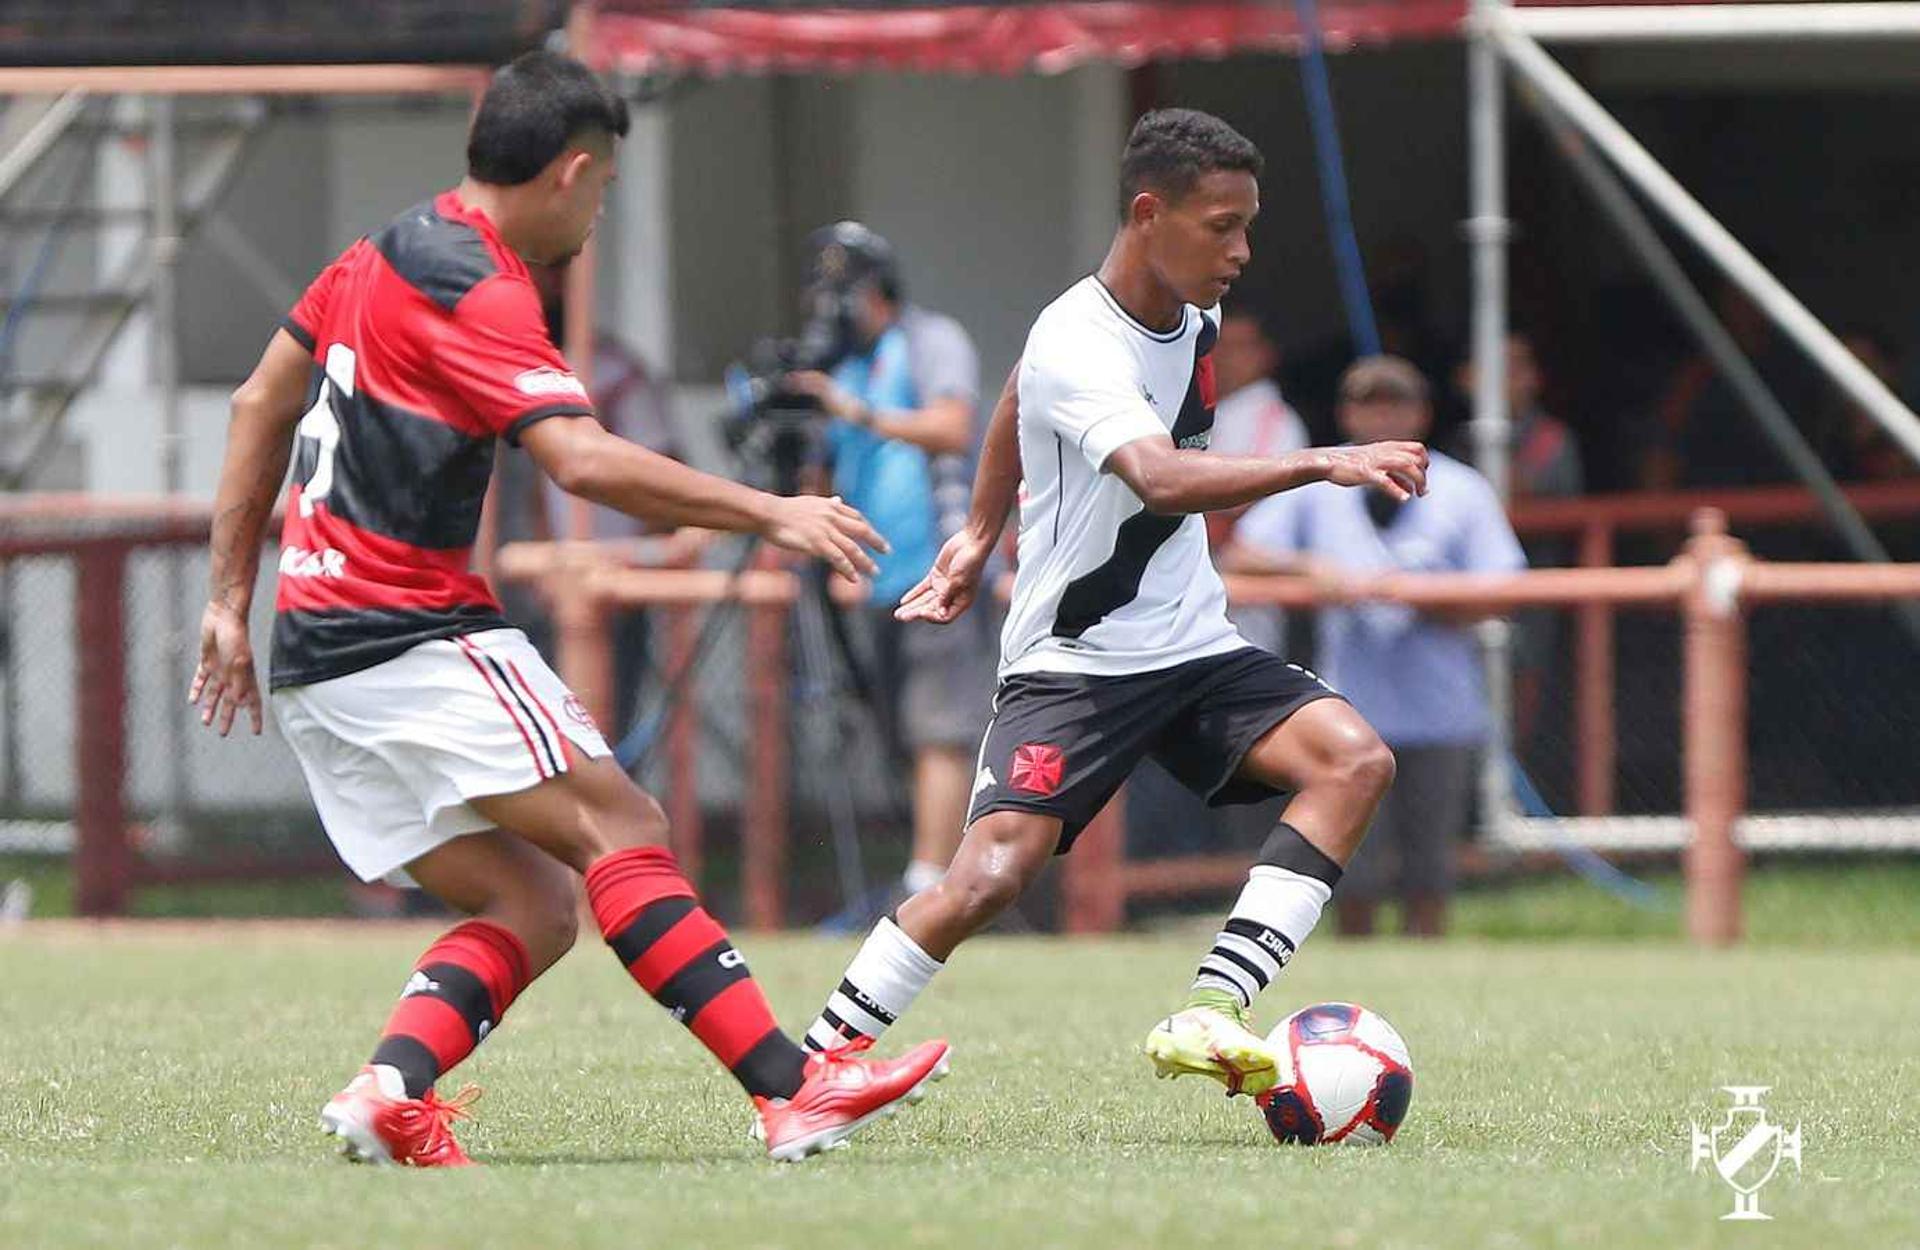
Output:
top-left (1680, 509), bottom-right (1749, 945)
top-left (743, 561), bottom-right (789, 931)
top-left (1061, 789), bottom-right (1127, 934)
top-left (74, 544), bottom-right (131, 916)
top-left (665, 605), bottom-right (703, 883)
top-left (552, 571), bottom-right (614, 734)
top-left (1575, 521), bottom-right (1617, 814)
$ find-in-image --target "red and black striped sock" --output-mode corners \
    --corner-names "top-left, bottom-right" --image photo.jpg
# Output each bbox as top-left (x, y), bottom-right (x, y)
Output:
top-left (368, 918), bottom-right (531, 1099)
top-left (585, 846), bottom-right (807, 1100)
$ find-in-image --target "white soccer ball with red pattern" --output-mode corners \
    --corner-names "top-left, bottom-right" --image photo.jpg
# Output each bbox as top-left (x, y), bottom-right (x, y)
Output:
top-left (1256, 1002), bottom-right (1413, 1146)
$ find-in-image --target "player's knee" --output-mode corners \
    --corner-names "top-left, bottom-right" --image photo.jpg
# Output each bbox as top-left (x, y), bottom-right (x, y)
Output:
top-left (1342, 734), bottom-right (1397, 803)
top-left (1302, 719), bottom-right (1395, 802)
top-left (609, 787), bottom-right (671, 850)
top-left (945, 862), bottom-right (1024, 932)
top-left (567, 773), bottom-right (671, 863)
top-left (507, 869), bottom-right (580, 973)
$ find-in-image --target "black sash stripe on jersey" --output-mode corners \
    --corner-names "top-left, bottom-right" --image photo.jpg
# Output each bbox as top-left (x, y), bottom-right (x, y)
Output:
top-left (295, 380), bottom-right (495, 551)
top-left (1050, 319), bottom-right (1219, 640)
top-left (608, 896), bottom-right (699, 968)
top-left (269, 604), bottom-right (511, 690)
top-left (373, 201), bottom-right (497, 313)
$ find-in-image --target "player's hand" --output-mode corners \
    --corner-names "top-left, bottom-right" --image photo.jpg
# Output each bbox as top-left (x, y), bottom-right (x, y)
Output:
top-left (896, 528), bottom-right (993, 624)
top-left (762, 494), bottom-right (889, 580)
top-left (1324, 441), bottom-right (1429, 502)
top-left (188, 601), bottom-right (263, 737)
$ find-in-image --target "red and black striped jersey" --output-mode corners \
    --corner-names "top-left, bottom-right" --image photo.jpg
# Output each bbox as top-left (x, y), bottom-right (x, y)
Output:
top-left (269, 189), bottom-right (593, 689)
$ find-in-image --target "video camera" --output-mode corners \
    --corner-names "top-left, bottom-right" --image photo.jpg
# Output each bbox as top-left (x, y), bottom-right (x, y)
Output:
top-left (722, 221), bottom-right (901, 489)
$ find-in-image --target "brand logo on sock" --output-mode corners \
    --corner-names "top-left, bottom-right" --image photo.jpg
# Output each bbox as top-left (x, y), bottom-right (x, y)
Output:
top-left (1010, 743), bottom-right (1065, 797)
top-left (718, 948), bottom-right (746, 970)
top-left (1255, 929), bottom-right (1295, 963)
top-left (972, 766), bottom-right (997, 799)
top-left (401, 971), bottom-right (441, 998)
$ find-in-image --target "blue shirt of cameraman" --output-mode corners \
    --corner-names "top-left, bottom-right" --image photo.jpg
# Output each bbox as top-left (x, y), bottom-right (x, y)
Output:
top-left (825, 326), bottom-right (938, 605)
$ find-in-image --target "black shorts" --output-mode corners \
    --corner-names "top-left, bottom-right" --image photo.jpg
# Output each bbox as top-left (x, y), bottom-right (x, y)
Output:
top-left (965, 647), bottom-right (1341, 853)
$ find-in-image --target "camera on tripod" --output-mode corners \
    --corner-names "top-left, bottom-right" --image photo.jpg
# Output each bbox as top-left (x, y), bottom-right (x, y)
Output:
top-left (721, 221), bottom-right (900, 492)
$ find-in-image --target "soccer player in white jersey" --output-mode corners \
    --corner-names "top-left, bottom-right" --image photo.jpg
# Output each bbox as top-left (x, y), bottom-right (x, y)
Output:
top-left (798, 109), bottom-right (1429, 1099)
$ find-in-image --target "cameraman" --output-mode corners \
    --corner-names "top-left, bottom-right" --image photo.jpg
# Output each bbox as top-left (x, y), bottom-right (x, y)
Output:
top-left (783, 222), bottom-right (991, 909)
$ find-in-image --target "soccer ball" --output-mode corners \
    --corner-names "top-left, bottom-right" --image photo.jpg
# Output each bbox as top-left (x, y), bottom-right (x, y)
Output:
top-left (1256, 1002), bottom-right (1413, 1146)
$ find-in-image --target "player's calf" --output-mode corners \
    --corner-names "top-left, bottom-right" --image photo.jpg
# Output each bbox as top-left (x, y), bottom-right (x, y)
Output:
top-left (803, 812), bottom-right (1053, 1053)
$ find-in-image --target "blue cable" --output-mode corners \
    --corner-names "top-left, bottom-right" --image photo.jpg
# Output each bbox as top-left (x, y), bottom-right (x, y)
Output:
top-left (1506, 752), bottom-right (1672, 911)
top-left (1293, 0), bottom-right (1381, 357)
top-left (0, 126), bottom-right (98, 383)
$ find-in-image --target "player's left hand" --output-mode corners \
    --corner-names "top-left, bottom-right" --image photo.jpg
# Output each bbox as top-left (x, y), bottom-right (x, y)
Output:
top-left (785, 371), bottom-right (864, 423)
top-left (896, 528), bottom-right (993, 624)
top-left (189, 601), bottom-right (264, 736)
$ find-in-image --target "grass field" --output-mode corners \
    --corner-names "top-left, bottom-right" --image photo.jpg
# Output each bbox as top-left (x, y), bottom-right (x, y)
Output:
top-left (3, 920), bottom-right (1916, 1249)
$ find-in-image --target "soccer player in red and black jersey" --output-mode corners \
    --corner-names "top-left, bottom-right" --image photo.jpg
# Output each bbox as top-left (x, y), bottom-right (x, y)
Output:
top-left (190, 51), bottom-right (947, 1167)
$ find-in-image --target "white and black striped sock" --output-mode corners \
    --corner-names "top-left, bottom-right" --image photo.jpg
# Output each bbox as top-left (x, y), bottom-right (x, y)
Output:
top-left (803, 917), bottom-right (943, 1052)
top-left (1191, 825), bottom-right (1342, 1010)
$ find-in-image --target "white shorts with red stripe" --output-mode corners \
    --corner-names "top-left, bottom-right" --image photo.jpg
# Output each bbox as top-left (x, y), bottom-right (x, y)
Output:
top-left (271, 628), bottom-right (612, 885)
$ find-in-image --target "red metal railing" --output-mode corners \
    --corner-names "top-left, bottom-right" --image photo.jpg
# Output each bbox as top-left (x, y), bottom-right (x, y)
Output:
top-left (10, 479), bottom-right (1920, 933)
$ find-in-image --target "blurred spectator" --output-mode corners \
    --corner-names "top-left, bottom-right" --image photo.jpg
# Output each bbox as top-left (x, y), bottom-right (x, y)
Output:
top-left (1454, 331), bottom-right (1583, 739)
top-left (782, 222), bottom-right (993, 911)
top-left (1208, 304), bottom-right (1307, 653)
top-left (1232, 356), bottom-right (1525, 938)
top-left (1643, 280), bottom-right (1822, 490)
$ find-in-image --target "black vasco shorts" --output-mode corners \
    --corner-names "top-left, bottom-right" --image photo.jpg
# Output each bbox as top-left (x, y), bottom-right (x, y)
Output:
top-left (964, 647), bottom-right (1342, 852)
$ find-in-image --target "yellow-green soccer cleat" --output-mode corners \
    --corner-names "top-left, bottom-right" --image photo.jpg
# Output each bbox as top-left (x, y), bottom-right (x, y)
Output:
top-left (1143, 999), bottom-right (1289, 1098)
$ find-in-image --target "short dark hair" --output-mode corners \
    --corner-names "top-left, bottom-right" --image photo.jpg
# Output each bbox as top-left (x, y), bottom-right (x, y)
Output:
top-left (1119, 108), bottom-right (1263, 215)
top-left (467, 51), bottom-right (630, 186)
top-left (1339, 355), bottom-right (1430, 407)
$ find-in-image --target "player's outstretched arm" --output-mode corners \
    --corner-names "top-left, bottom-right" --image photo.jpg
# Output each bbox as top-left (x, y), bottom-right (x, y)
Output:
top-left (190, 328), bottom-right (311, 736)
top-left (896, 363), bottom-right (1021, 623)
top-left (1104, 437), bottom-right (1429, 517)
top-left (520, 417), bottom-right (888, 580)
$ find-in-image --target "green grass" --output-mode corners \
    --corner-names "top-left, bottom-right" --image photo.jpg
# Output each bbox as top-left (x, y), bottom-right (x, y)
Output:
top-left (1, 925), bottom-right (1915, 1249)
top-left (10, 853), bottom-right (1920, 943)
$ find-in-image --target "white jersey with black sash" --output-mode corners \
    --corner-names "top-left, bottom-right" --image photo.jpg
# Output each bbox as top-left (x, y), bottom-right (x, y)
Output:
top-left (1000, 275), bottom-right (1246, 680)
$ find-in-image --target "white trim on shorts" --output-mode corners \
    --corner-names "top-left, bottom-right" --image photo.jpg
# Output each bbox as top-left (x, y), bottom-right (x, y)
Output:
top-left (272, 628), bottom-right (612, 885)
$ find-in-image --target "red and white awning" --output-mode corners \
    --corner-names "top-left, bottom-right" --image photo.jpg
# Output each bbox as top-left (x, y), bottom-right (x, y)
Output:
top-left (585, 1), bottom-right (1471, 77)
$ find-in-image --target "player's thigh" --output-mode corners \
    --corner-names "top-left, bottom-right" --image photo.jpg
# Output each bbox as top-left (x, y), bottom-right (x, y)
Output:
top-left (1151, 649), bottom-right (1348, 801)
top-left (1235, 695), bottom-right (1393, 795)
top-left (964, 670), bottom-right (1163, 855)
top-left (272, 687), bottom-right (450, 887)
top-left (464, 746), bottom-right (669, 871)
top-left (403, 829), bottom-right (581, 971)
top-left (353, 629), bottom-right (650, 870)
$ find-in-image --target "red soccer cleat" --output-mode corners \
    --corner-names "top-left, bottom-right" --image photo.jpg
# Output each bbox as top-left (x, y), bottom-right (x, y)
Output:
top-left (753, 1037), bottom-right (951, 1163)
top-left (319, 1065), bottom-right (479, 1168)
